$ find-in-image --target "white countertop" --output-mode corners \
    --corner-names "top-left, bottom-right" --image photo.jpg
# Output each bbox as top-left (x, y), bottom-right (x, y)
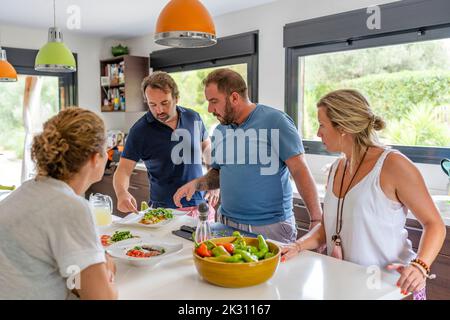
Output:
top-left (103, 215), bottom-right (405, 300)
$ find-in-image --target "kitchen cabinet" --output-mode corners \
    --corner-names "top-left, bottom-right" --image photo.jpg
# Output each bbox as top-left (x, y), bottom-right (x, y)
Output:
top-left (85, 166), bottom-right (149, 218)
top-left (293, 196), bottom-right (450, 300)
top-left (100, 55), bottom-right (149, 112)
top-left (293, 197), bottom-right (318, 238)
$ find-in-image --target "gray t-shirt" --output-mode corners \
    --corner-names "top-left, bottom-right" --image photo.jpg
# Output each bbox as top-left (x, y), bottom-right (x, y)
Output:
top-left (0, 177), bottom-right (106, 299)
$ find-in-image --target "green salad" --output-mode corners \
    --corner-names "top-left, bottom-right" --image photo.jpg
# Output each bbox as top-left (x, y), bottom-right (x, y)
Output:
top-left (140, 208), bottom-right (174, 225)
top-left (110, 230), bottom-right (134, 242)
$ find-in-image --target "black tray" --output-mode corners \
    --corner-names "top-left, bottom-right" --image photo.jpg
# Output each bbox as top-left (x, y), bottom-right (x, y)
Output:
top-left (172, 222), bottom-right (258, 242)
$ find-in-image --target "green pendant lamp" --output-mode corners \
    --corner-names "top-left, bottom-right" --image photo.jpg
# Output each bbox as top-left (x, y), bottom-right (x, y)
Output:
top-left (35, 0), bottom-right (76, 72)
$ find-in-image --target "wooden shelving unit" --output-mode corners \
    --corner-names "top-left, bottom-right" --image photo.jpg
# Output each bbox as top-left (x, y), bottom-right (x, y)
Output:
top-left (100, 55), bottom-right (149, 112)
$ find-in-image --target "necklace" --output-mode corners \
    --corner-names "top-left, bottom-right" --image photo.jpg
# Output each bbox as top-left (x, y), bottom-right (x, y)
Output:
top-left (331, 147), bottom-right (369, 259)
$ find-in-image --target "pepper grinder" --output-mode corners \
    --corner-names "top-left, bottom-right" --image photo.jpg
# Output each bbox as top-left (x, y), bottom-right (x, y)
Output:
top-left (195, 202), bottom-right (211, 243)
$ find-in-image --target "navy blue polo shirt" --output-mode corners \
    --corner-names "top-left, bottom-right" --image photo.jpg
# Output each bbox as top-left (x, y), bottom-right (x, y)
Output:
top-left (121, 106), bottom-right (208, 208)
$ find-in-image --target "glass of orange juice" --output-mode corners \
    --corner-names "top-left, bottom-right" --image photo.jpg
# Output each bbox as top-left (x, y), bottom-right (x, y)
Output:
top-left (89, 193), bottom-right (113, 227)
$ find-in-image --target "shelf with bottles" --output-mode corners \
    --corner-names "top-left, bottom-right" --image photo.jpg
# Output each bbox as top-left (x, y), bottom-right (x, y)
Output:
top-left (99, 55), bottom-right (149, 113)
top-left (102, 59), bottom-right (125, 87)
top-left (101, 86), bottom-right (126, 112)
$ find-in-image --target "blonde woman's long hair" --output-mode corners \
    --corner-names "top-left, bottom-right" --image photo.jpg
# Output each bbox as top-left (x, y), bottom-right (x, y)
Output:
top-left (317, 89), bottom-right (386, 172)
top-left (31, 107), bottom-right (106, 181)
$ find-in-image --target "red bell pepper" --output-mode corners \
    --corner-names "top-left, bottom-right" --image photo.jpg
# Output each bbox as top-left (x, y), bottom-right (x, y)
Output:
top-left (196, 243), bottom-right (212, 258)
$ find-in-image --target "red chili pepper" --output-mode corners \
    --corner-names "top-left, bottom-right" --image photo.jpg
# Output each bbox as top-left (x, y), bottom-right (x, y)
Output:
top-left (216, 243), bottom-right (234, 254)
top-left (196, 243), bottom-right (212, 257)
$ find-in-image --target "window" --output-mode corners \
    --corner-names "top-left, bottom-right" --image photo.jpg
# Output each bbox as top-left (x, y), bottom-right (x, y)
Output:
top-left (284, 0), bottom-right (450, 164)
top-left (0, 47), bottom-right (77, 187)
top-left (170, 63), bottom-right (247, 133)
top-left (300, 39), bottom-right (450, 148)
top-left (0, 75), bottom-right (59, 186)
top-left (150, 31), bottom-right (258, 133)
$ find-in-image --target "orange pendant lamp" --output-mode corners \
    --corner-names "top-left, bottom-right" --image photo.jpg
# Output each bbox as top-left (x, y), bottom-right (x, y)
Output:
top-left (0, 47), bottom-right (18, 82)
top-left (155, 0), bottom-right (216, 48)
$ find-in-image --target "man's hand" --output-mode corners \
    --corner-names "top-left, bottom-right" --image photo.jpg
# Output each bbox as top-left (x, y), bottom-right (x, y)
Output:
top-left (173, 179), bottom-right (198, 208)
top-left (117, 191), bottom-right (138, 213)
top-left (205, 189), bottom-right (220, 208)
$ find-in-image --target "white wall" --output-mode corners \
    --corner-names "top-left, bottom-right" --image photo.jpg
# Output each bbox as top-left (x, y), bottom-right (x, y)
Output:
top-left (123, 0), bottom-right (401, 127)
top-left (0, 24), bottom-right (128, 130)
top-left (120, 0), bottom-right (447, 194)
top-left (2, 0), bottom-right (447, 193)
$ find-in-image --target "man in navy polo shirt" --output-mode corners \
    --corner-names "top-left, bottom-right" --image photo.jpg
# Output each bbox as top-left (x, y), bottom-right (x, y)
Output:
top-left (113, 71), bottom-right (219, 212)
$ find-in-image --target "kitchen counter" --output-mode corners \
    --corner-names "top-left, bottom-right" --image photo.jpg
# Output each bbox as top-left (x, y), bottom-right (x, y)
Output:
top-left (104, 215), bottom-right (405, 300)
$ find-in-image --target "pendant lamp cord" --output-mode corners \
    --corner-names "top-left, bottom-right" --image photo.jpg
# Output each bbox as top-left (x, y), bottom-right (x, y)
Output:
top-left (53, 0), bottom-right (56, 28)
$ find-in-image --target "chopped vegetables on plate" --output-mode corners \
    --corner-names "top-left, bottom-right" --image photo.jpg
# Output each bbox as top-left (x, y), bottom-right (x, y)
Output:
top-left (101, 230), bottom-right (137, 246)
top-left (139, 207), bottom-right (174, 225)
top-left (126, 245), bottom-right (165, 258)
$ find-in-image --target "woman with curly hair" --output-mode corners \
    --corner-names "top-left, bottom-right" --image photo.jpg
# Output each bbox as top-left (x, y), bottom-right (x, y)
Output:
top-left (0, 107), bottom-right (117, 300)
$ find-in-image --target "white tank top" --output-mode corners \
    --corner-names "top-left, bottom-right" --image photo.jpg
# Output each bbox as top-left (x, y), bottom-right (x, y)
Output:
top-left (323, 148), bottom-right (416, 267)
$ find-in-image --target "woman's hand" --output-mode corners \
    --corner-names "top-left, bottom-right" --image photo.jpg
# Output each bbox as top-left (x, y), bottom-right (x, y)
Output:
top-left (280, 241), bottom-right (303, 262)
top-left (386, 263), bottom-right (426, 295)
top-left (205, 189), bottom-right (220, 208)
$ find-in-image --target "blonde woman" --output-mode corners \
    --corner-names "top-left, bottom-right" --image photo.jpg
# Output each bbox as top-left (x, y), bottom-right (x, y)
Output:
top-left (281, 89), bottom-right (446, 299)
top-left (0, 108), bottom-right (117, 300)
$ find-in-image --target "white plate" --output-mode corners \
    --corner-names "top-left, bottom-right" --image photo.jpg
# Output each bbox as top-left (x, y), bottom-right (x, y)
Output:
top-left (107, 240), bottom-right (183, 267)
top-left (113, 209), bottom-right (179, 229)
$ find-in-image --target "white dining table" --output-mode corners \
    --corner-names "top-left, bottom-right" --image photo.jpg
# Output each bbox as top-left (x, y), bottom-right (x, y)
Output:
top-left (102, 215), bottom-right (405, 300)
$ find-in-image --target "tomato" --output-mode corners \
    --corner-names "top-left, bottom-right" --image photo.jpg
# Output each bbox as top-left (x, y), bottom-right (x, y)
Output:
top-left (101, 235), bottom-right (111, 246)
top-left (195, 243), bottom-right (212, 257)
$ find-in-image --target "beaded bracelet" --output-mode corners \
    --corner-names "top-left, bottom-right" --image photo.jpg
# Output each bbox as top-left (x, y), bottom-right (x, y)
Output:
top-left (411, 258), bottom-right (431, 274)
top-left (410, 262), bottom-right (436, 280)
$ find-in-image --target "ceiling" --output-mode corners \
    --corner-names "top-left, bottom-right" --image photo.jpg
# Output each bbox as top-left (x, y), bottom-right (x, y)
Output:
top-left (0, 0), bottom-right (278, 39)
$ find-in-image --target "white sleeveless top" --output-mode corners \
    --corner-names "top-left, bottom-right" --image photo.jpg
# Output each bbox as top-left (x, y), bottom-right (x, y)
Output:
top-left (323, 148), bottom-right (416, 267)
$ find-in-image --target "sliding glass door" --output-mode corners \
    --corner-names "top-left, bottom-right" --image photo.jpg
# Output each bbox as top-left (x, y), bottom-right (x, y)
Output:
top-left (0, 74), bottom-right (59, 187)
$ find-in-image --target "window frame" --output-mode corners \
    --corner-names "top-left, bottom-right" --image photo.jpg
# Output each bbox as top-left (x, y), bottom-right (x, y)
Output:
top-left (284, 0), bottom-right (450, 164)
top-left (4, 47), bottom-right (78, 109)
top-left (150, 31), bottom-right (259, 102)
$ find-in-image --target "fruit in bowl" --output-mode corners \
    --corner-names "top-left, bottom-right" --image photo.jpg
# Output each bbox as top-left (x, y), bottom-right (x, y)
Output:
top-left (192, 231), bottom-right (280, 288)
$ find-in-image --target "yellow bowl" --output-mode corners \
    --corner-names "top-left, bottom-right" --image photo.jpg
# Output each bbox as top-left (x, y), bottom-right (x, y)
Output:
top-left (193, 236), bottom-right (281, 288)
